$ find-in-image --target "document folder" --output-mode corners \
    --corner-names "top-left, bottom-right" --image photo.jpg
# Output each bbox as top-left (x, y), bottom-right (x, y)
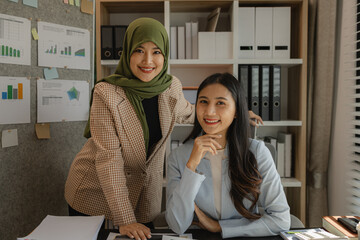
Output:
top-left (260, 65), bottom-right (270, 121)
top-left (113, 25), bottom-right (127, 60)
top-left (250, 65), bottom-right (260, 115)
top-left (270, 65), bottom-right (281, 121)
top-left (255, 8), bottom-right (273, 59)
top-left (238, 7), bottom-right (255, 59)
top-left (238, 65), bottom-right (249, 108)
top-left (273, 7), bottom-right (291, 59)
top-left (101, 26), bottom-right (114, 60)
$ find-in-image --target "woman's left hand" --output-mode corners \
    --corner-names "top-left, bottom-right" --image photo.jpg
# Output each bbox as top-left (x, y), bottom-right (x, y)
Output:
top-left (193, 204), bottom-right (221, 233)
top-left (248, 110), bottom-right (263, 127)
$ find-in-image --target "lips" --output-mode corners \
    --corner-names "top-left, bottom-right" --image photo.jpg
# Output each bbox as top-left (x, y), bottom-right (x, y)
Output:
top-left (139, 66), bottom-right (155, 73)
top-left (204, 119), bottom-right (220, 125)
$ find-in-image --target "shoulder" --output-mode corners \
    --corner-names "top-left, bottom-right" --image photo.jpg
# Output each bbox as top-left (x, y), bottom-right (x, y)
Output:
top-left (166, 76), bottom-right (183, 96)
top-left (248, 139), bottom-right (274, 170)
top-left (94, 81), bottom-right (125, 102)
top-left (168, 139), bottom-right (194, 164)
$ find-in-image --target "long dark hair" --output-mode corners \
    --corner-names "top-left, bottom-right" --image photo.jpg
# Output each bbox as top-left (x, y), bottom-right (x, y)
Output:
top-left (186, 73), bottom-right (262, 220)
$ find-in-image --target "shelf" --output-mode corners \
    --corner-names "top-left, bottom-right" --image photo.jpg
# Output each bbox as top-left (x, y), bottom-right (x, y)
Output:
top-left (169, 59), bottom-right (234, 67)
top-left (260, 120), bottom-right (302, 127)
top-left (281, 178), bottom-right (302, 188)
top-left (237, 58), bottom-right (303, 67)
top-left (101, 60), bottom-right (119, 67)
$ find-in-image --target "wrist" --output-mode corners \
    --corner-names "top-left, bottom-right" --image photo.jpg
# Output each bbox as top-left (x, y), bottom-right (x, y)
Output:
top-left (186, 162), bottom-right (197, 172)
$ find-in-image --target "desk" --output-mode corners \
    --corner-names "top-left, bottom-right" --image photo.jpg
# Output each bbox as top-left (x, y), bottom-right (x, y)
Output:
top-left (97, 229), bottom-right (282, 240)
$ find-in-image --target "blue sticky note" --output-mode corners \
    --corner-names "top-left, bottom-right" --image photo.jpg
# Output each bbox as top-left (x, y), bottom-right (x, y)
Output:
top-left (44, 68), bottom-right (59, 80)
top-left (8, 0), bottom-right (19, 3)
top-left (23, 0), bottom-right (38, 8)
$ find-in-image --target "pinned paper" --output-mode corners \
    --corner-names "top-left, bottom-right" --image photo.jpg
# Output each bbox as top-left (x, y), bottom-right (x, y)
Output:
top-left (69, 0), bottom-right (74, 5)
top-left (35, 123), bottom-right (50, 139)
top-left (44, 68), bottom-right (59, 80)
top-left (31, 28), bottom-right (39, 40)
top-left (75, 0), bottom-right (80, 7)
top-left (23, 0), bottom-right (38, 8)
top-left (2, 129), bottom-right (18, 148)
top-left (81, 0), bottom-right (94, 15)
top-left (64, 0), bottom-right (68, 3)
top-left (8, 0), bottom-right (19, 3)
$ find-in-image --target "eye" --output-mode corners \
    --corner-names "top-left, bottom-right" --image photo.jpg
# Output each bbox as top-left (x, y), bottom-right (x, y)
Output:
top-left (134, 48), bottom-right (143, 54)
top-left (198, 99), bottom-right (208, 104)
top-left (217, 101), bottom-right (225, 105)
top-left (154, 50), bottom-right (162, 55)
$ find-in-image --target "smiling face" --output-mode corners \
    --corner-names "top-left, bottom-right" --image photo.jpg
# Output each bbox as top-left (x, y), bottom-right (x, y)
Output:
top-left (196, 83), bottom-right (236, 141)
top-left (129, 41), bottom-right (165, 82)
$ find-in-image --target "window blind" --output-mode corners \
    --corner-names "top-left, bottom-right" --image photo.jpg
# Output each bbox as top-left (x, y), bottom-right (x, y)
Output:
top-left (348, 0), bottom-right (360, 215)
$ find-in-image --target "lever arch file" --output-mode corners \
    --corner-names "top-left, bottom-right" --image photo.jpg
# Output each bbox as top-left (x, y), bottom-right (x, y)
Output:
top-left (238, 7), bottom-right (255, 59)
top-left (270, 65), bottom-right (281, 121)
top-left (113, 25), bottom-right (127, 60)
top-left (255, 7), bottom-right (273, 59)
top-left (260, 65), bottom-right (270, 121)
top-left (273, 7), bottom-right (291, 59)
top-left (101, 26), bottom-right (114, 60)
top-left (250, 65), bottom-right (260, 115)
top-left (239, 65), bottom-right (249, 101)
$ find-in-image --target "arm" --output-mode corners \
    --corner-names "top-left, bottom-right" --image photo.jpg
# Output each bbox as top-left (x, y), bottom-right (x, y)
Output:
top-left (91, 86), bottom-right (136, 226)
top-left (218, 141), bottom-right (290, 238)
top-left (166, 135), bottom-right (222, 234)
top-left (173, 77), bottom-right (195, 124)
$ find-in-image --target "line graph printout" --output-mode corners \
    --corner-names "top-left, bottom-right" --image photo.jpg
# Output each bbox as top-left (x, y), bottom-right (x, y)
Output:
top-left (38, 22), bottom-right (90, 70)
top-left (37, 79), bottom-right (90, 123)
top-left (0, 76), bottom-right (30, 124)
top-left (0, 14), bottom-right (31, 65)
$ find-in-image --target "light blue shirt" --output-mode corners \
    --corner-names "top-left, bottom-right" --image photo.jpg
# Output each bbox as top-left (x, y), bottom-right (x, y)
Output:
top-left (165, 139), bottom-right (290, 239)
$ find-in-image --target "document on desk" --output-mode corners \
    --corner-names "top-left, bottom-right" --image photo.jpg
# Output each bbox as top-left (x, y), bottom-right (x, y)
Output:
top-left (107, 232), bottom-right (193, 240)
top-left (17, 215), bottom-right (104, 240)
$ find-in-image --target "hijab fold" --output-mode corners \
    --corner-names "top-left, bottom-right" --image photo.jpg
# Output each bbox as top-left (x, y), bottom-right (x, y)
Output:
top-left (84, 18), bottom-right (172, 152)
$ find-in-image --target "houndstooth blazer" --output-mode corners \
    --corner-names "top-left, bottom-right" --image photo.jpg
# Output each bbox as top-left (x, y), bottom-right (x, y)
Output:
top-left (64, 76), bottom-right (194, 226)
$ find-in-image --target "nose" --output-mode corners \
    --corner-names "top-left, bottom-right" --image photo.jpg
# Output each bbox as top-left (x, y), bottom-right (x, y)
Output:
top-left (205, 104), bottom-right (216, 115)
top-left (142, 52), bottom-right (152, 64)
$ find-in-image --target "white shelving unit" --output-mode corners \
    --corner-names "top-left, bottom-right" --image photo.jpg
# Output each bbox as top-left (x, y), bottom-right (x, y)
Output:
top-left (96, 0), bottom-right (308, 225)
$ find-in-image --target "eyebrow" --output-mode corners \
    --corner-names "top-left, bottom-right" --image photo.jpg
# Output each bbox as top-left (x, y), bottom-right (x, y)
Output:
top-left (198, 96), bottom-right (228, 101)
top-left (137, 45), bottom-right (161, 50)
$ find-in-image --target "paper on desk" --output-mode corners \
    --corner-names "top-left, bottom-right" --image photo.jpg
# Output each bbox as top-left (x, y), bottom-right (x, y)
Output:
top-left (17, 215), bottom-right (104, 240)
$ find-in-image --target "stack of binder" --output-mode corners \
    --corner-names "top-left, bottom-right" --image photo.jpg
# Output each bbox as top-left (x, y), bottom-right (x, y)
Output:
top-left (101, 25), bottom-right (127, 60)
top-left (238, 7), bottom-right (291, 59)
top-left (239, 64), bottom-right (281, 121)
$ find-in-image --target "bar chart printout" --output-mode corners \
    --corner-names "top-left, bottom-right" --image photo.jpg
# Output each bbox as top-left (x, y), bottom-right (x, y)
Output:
top-left (0, 14), bottom-right (31, 65)
top-left (38, 21), bottom-right (90, 70)
top-left (0, 76), bottom-right (30, 124)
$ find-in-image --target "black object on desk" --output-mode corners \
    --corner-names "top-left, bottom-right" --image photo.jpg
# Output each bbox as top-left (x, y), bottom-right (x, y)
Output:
top-left (97, 229), bottom-right (282, 240)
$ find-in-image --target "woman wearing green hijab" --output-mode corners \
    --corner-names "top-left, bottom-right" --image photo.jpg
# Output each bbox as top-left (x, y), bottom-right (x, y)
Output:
top-left (65, 18), bottom-right (195, 240)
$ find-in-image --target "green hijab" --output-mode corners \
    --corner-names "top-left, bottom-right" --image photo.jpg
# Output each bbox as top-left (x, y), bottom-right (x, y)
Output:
top-left (84, 18), bottom-right (172, 152)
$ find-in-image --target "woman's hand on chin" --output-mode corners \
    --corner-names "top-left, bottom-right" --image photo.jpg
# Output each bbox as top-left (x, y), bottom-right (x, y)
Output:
top-left (186, 134), bottom-right (222, 172)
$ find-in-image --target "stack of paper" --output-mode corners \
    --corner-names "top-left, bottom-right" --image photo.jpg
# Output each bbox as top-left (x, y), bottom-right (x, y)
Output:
top-left (17, 215), bottom-right (104, 240)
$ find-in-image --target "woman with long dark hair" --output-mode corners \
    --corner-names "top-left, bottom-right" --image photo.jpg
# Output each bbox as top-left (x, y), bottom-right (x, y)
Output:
top-left (165, 73), bottom-right (290, 238)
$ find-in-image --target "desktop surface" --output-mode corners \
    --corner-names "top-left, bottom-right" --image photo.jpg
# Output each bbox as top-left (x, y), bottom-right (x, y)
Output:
top-left (97, 229), bottom-right (283, 240)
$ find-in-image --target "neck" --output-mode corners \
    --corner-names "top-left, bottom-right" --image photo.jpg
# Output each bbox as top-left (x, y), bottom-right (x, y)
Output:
top-left (216, 135), bottom-right (227, 150)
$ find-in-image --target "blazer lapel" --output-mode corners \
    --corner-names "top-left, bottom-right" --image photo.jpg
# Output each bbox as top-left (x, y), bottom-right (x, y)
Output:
top-left (116, 88), bottom-right (147, 170)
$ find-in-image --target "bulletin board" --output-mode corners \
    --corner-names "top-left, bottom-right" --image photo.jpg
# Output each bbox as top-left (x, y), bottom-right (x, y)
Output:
top-left (0, 1), bottom-right (94, 239)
